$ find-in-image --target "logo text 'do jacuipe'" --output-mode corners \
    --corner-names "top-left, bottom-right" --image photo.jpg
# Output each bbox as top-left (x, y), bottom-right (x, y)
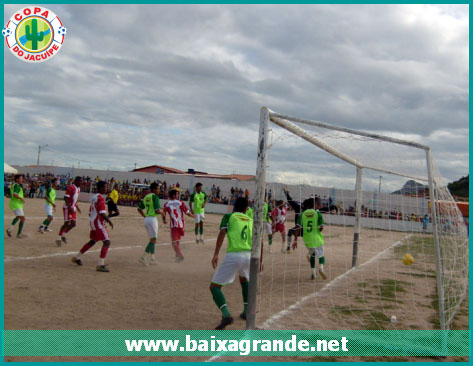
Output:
top-left (3, 6), bottom-right (67, 63)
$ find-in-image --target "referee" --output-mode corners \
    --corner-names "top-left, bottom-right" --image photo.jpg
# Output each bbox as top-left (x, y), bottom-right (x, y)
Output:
top-left (107, 183), bottom-right (120, 218)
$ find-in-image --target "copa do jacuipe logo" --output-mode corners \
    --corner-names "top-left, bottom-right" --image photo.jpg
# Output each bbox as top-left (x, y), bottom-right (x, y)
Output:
top-left (3, 6), bottom-right (67, 63)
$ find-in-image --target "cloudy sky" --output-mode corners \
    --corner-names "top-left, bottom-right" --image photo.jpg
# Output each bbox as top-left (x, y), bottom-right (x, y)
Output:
top-left (3, 4), bottom-right (469, 189)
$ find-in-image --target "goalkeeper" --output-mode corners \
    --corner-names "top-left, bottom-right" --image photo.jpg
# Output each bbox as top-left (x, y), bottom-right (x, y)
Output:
top-left (283, 185), bottom-right (303, 252)
top-left (300, 196), bottom-right (327, 280)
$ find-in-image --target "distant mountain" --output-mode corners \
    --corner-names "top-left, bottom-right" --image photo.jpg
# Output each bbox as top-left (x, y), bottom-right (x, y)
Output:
top-left (392, 180), bottom-right (428, 195)
top-left (448, 175), bottom-right (468, 199)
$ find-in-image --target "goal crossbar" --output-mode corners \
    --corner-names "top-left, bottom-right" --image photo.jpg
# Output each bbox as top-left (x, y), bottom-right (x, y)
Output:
top-left (270, 114), bottom-right (430, 182)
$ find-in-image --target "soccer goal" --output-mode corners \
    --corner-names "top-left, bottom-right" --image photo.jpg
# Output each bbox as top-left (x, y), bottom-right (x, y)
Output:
top-left (246, 107), bottom-right (469, 331)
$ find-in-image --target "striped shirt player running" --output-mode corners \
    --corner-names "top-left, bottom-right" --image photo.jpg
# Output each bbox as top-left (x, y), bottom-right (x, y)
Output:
top-left (71, 181), bottom-right (114, 272)
top-left (163, 188), bottom-right (194, 262)
top-left (56, 176), bottom-right (82, 246)
top-left (210, 197), bottom-right (252, 330)
top-left (190, 182), bottom-right (207, 244)
top-left (38, 178), bottom-right (58, 233)
top-left (137, 182), bottom-right (165, 266)
top-left (7, 174), bottom-right (26, 239)
top-left (271, 200), bottom-right (287, 252)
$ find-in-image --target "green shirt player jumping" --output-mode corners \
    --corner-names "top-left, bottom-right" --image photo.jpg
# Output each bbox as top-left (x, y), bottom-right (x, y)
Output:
top-left (38, 178), bottom-right (58, 233)
top-left (190, 182), bottom-right (207, 244)
top-left (210, 196), bottom-right (252, 330)
top-left (298, 196), bottom-right (327, 280)
top-left (7, 174), bottom-right (25, 239)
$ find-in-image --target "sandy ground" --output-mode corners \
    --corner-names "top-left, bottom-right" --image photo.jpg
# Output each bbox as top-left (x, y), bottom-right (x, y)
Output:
top-left (4, 198), bottom-right (468, 362)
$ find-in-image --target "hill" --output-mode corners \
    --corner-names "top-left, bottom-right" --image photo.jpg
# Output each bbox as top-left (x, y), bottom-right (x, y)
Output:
top-left (448, 175), bottom-right (469, 199)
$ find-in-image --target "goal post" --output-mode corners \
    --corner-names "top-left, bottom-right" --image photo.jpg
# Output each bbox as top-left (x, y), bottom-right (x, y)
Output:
top-left (247, 106), bottom-right (468, 331)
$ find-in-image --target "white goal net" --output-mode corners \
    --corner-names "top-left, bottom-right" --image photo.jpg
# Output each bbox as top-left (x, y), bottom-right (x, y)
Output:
top-left (246, 107), bottom-right (469, 331)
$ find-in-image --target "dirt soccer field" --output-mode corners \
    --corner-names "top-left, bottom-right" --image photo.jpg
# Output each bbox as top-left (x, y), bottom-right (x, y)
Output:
top-left (4, 198), bottom-right (468, 362)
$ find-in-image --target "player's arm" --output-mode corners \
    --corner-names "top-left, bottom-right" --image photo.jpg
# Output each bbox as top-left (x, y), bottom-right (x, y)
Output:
top-left (182, 202), bottom-right (194, 218)
top-left (162, 206), bottom-right (167, 225)
top-left (137, 200), bottom-right (146, 218)
top-left (189, 193), bottom-right (194, 213)
top-left (318, 212), bottom-right (325, 232)
top-left (212, 228), bottom-right (227, 269)
top-left (202, 192), bottom-right (207, 209)
top-left (100, 212), bottom-right (114, 229)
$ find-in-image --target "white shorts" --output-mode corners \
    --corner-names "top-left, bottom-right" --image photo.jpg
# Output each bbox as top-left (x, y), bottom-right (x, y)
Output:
top-left (195, 213), bottom-right (205, 223)
top-left (12, 208), bottom-right (24, 217)
top-left (44, 203), bottom-right (53, 217)
top-left (144, 217), bottom-right (158, 239)
top-left (264, 222), bottom-right (272, 235)
top-left (211, 251), bottom-right (251, 285)
top-left (307, 246), bottom-right (324, 258)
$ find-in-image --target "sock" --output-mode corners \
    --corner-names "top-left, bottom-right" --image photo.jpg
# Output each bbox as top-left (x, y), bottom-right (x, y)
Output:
top-left (150, 242), bottom-right (155, 254)
top-left (287, 235), bottom-right (292, 249)
top-left (39, 225), bottom-right (43, 229)
top-left (45, 226), bottom-right (49, 230)
top-left (195, 227), bottom-right (199, 236)
top-left (11, 217), bottom-right (19, 226)
top-left (145, 242), bottom-right (153, 253)
top-left (43, 219), bottom-right (49, 225)
top-left (269, 236), bottom-right (272, 245)
top-left (199, 226), bottom-right (203, 236)
top-left (211, 287), bottom-right (231, 318)
top-left (98, 258), bottom-right (105, 266)
top-left (17, 222), bottom-right (24, 236)
top-left (319, 256), bottom-right (325, 266)
top-left (312, 268), bottom-right (316, 276)
top-left (59, 228), bottom-right (65, 236)
top-left (310, 254), bottom-right (316, 269)
top-left (100, 245), bottom-right (109, 259)
top-left (172, 241), bottom-right (184, 258)
top-left (241, 281), bottom-right (249, 315)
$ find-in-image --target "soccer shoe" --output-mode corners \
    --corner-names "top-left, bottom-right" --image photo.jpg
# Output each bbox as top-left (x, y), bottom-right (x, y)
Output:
top-left (138, 256), bottom-right (148, 266)
top-left (61, 236), bottom-right (67, 244)
top-left (55, 239), bottom-right (62, 247)
top-left (71, 257), bottom-right (83, 266)
top-left (175, 256), bottom-right (184, 263)
top-left (318, 269), bottom-right (327, 280)
top-left (149, 258), bottom-right (158, 265)
top-left (311, 273), bottom-right (316, 280)
top-left (38, 227), bottom-right (44, 234)
top-left (200, 238), bottom-right (205, 244)
top-left (215, 316), bottom-right (234, 330)
top-left (269, 246), bottom-right (272, 253)
top-left (195, 238), bottom-right (199, 245)
top-left (6, 228), bottom-right (12, 237)
top-left (96, 265), bottom-right (110, 272)
top-left (16, 234), bottom-right (24, 239)
top-left (45, 228), bottom-right (52, 232)
top-left (239, 313), bottom-right (247, 321)
top-left (286, 247), bottom-right (291, 253)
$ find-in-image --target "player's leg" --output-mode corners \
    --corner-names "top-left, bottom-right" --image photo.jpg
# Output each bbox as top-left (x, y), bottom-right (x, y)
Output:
top-left (7, 209), bottom-right (22, 237)
top-left (210, 253), bottom-right (240, 329)
top-left (16, 214), bottom-right (25, 238)
top-left (97, 238), bottom-right (111, 272)
top-left (199, 217), bottom-right (205, 244)
top-left (307, 248), bottom-right (316, 280)
top-left (237, 252), bottom-right (251, 320)
top-left (171, 228), bottom-right (184, 262)
top-left (316, 246), bottom-right (327, 280)
top-left (239, 276), bottom-right (249, 320)
top-left (265, 223), bottom-right (273, 252)
top-left (141, 217), bottom-right (157, 265)
top-left (39, 204), bottom-right (53, 233)
top-left (72, 239), bottom-right (97, 266)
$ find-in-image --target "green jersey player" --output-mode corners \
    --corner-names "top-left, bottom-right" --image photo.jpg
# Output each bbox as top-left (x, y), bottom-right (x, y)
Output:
top-left (299, 197), bottom-right (327, 280)
top-left (38, 178), bottom-right (58, 233)
top-left (210, 197), bottom-right (252, 329)
top-left (190, 182), bottom-right (207, 244)
top-left (7, 174), bottom-right (25, 239)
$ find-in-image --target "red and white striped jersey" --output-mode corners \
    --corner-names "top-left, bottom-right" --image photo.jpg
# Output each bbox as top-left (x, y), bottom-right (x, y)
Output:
top-left (271, 206), bottom-right (287, 225)
top-left (64, 184), bottom-right (80, 209)
top-left (164, 200), bottom-right (189, 229)
top-left (89, 193), bottom-right (107, 230)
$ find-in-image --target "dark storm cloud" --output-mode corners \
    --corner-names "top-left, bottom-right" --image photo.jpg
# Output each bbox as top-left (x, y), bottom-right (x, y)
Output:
top-left (4, 4), bottom-right (468, 185)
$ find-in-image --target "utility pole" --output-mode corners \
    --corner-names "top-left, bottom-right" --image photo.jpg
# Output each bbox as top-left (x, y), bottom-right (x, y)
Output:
top-left (378, 175), bottom-right (382, 193)
top-left (36, 144), bottom-right (48, 174)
